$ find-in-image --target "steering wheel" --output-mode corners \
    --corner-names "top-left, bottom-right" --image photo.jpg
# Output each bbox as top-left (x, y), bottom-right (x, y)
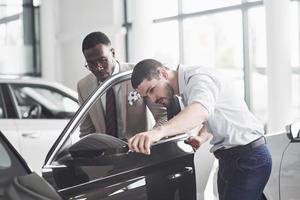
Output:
top-left (25, 104), bottom-right (42, 118)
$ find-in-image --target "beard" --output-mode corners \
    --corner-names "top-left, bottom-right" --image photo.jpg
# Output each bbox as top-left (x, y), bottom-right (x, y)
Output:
top-left (165, 83), bottom-right (175, 107)
top-left (154, 83), bottom-right (175, 107)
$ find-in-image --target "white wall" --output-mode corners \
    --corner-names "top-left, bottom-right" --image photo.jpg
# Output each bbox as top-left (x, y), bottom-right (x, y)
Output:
top-left (40, 0), bottom-right (125, 90)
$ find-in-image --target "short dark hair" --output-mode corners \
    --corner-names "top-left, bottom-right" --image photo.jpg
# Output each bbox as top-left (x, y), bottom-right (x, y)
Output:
top-left (131, 59), bottom-right (164, 89)
top-left (82, 31), bottom-right (111, 53)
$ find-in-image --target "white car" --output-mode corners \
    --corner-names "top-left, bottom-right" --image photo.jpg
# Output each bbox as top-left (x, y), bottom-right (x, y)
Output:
top-left (0, 75), bottom-right (79, 174)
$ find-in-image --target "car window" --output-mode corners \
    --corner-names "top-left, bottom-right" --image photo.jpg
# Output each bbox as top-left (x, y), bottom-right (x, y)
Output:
top-left (0, 133), bottom-right (28, 181)
top-left (50, 72), bottom-right (160, 163)
top-left (11, 84), bottom-right (78, 119)
top-left (0, 144), bottom-right (11, 169)
top-left (0, 88), bottom-right (4, 118)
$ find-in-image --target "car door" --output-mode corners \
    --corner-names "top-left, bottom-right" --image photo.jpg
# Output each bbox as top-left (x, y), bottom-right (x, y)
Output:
top-left (0, 131), bottom-right (63, 200)
top-left (6, 83), bottom-right (78, 175)
top-left (43, 71), bottom-right (197, 200)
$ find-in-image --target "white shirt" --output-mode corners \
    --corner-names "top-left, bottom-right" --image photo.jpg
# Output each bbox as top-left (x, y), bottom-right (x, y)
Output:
top-left (178, 65), bottom-right (264, 152)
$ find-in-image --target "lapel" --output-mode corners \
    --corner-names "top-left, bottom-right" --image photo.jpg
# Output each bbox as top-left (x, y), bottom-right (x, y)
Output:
top-left (86, 77), bottom-right (106, 133)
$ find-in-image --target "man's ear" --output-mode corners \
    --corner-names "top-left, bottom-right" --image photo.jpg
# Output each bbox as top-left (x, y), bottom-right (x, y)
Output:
top-left (111, 48), bottom-right (116, 57)
top-left (160, 68), bottom-right (168, 80)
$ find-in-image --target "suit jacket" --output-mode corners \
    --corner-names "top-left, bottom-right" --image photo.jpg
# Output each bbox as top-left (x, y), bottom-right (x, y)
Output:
top-left (77, 62), bottom-right (167, 138)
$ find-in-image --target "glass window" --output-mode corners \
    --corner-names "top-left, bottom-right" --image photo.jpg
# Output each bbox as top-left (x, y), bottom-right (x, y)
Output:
top-left (0, 134), bottom-right (27, 181)
top-left (182, 0), bottom-right (241, 14)
top-left (0, 0), bottom-right (39, 75)
top-left (151, 0), bottom-right (178, 19)
top-left (0, 142), bottom-right (11, 169)
top-left (248, 6), bottom-right (267, 122)
top-left (291, 1), bottom-right (300, 120)
top-left (153, 20), bottom-right (180, 68)
top-left (183, 10), bottom-right (244, 96)
top-left (11, 84), bottom-right (78, 119)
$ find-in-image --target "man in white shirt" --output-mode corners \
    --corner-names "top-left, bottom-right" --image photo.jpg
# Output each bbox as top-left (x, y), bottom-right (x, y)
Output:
top-left (128, 59), bottom-right (272, 200)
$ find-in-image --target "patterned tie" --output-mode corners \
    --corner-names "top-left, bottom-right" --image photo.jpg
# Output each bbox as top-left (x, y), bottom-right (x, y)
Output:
top-left (105, 88), bottom-right (117, 137)
top-left (167, 95), bottom-right (182, 120)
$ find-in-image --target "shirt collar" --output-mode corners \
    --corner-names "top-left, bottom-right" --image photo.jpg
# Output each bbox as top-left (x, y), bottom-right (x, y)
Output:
top-left (178, 64), bottom-right (184, 96)
top-left (112, 59), bottom-right (120, 75)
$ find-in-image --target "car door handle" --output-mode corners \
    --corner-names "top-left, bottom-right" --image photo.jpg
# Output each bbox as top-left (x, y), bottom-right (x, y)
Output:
top-left (168, 167), bottom-right (194, 180)
top-left (22, 133), bottom-right (40, 139)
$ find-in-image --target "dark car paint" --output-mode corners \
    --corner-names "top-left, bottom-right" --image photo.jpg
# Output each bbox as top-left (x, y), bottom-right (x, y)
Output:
top-left (44, 136), bottom-right (196, 200)
top-left (0, 131), bottom-right (62, 200)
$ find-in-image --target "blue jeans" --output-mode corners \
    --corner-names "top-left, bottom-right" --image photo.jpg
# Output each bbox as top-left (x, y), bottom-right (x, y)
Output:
top-left (215, 144), bottom-right (272, 200)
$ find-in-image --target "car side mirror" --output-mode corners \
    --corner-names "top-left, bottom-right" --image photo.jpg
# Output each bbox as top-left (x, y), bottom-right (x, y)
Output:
top-left (69, 133), bottom-right (128, 158)
top-left (286, 122), bottom-right (300, 142)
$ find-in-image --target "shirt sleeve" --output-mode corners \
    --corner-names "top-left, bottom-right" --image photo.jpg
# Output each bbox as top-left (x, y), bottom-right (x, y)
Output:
top-left (185, 73), bottom-right (220, 115)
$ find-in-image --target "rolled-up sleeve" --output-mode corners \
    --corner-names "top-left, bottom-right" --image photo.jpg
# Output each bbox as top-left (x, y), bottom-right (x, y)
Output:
top-left (185, 74), bottom-right (220, 115)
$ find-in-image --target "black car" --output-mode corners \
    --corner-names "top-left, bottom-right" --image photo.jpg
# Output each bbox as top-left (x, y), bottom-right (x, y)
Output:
top-left (0, 130), bottom-right (62, 200)
top-left (41, 71), bottom-right (197, 200)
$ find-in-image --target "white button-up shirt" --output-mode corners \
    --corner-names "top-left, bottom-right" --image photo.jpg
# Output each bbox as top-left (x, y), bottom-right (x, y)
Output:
top-left (178, 65), bottom-right (264, 152)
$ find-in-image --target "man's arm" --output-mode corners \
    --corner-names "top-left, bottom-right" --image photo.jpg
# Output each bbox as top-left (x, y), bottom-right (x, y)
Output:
top-left (184, 124), bottom-right (213, 151)
top-left (128, 102), bottom-right (209, 155)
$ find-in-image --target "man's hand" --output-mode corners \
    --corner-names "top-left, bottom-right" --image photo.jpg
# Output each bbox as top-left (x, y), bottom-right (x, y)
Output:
top-left (184, 125), bottom-right (212, 151)
top-left (128, 129), bottom-right (164, 155)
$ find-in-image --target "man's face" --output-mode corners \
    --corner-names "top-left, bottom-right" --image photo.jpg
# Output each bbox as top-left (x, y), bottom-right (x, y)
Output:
top-left (136, 75), bottom-right (174, 107)
top-left (83, 43), bottom-right (115, 82)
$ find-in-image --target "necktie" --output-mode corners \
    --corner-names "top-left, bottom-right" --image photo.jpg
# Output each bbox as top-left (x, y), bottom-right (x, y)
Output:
top-left (167, 95), bottom-right (181, 120)
top-left (105, 88), bottom-right (117, 137)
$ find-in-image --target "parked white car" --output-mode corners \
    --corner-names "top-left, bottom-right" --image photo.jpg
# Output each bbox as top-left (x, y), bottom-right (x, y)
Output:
top-left (0, 75), bottom-right (79, 174)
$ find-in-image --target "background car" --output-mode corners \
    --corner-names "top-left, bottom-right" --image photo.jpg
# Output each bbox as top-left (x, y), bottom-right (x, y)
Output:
top-left (263, 122), bottom-right (300, 200)
top-left (40, 71), bottom-right (216, 200)
top-left (0, 130), bottom-right (62, 200)
top-left (0, 75), bottom-right (79, 175)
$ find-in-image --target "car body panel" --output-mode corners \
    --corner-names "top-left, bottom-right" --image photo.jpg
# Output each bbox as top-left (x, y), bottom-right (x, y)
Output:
top-left (280, 141), bottom-right (300, 199)
top-left (264, 131), bottom-right (300, 200)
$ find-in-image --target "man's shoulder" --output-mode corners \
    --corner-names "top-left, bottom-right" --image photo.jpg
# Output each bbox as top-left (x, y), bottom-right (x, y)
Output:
top-left (78, 73), bottom-right (97, 88)
top-left (119, 62), bottom-right (135, 72)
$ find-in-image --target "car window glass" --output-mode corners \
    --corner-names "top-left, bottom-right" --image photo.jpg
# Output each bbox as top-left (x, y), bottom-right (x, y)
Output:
top-left (0, 134), bottom-right (27, 181)
top-left (0, 88), bottom-right (4, 118)
top-left (0, 144), bottom-right (11, 169)
top-left (52, 74), bottom-right (159, 163)
top-left (11, 84), bottom-right (79, 119)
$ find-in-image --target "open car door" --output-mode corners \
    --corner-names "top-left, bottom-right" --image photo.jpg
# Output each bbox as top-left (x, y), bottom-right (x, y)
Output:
top-left (0, 131), bottom-right (62, 200)
top-left (42, 71), bottom-right (197, 200)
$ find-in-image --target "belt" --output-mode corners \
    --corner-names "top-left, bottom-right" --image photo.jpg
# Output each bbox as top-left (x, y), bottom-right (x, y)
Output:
top-left (214, 136), bottom-right (266, 158)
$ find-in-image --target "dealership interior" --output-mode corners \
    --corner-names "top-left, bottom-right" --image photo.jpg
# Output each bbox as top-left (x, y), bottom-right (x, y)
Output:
top-left (0, 0), bottom-right (299, 200)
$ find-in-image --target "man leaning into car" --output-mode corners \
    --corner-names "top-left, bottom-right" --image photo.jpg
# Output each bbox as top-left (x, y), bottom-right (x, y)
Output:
top-left (128, 59), bottom-right (272, 200)
top-left (77, 32), bottom-right (167, 138)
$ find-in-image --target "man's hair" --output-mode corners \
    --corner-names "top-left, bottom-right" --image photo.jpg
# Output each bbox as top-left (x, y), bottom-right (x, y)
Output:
top-left (82, 31), bottom-right (111, 53)
top-left (131, 59), bottom-right (164, 89)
